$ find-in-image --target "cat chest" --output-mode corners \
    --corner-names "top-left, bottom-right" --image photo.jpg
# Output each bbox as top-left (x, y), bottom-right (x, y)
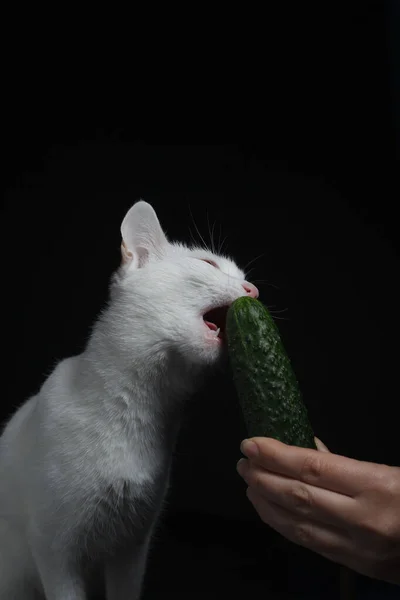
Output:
top-left (78, 469), bottom-right (169, 563)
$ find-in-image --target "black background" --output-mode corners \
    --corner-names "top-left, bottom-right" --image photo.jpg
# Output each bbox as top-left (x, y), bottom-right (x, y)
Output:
top-left (2, 1), bottom-right (400, 598)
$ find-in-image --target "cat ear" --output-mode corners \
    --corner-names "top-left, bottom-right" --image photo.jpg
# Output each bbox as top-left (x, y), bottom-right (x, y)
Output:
top-left (120, 200), bottom-right (168, 268)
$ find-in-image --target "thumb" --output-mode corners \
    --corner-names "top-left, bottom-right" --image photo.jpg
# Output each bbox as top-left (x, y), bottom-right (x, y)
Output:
top-left (314, 436), bottom-right (330, 452)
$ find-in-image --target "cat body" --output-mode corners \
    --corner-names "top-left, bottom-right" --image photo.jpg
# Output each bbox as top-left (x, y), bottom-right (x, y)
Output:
top-left (0, 201), bottom-right (258, 600)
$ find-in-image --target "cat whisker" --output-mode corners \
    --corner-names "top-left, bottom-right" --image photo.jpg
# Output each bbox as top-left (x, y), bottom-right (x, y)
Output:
top-left (267, 303), bottom-right (290, 319)
top-left (211, 219), bottom-right (217, 256)
top-left (271, 315), bottom-right (290, 321)
top-left (206, 210), bottom-right (216, 255)
top-left (188, 204), bottom-right (209, 251)
top-left (218, 233), bottom-right (229, 255)
top-left (243, 253), bottom-right (265, 274)
top-left (245, 278), bottom-right (281, 290)
top-left (188, 226), bottom-right (199, 248)
top-left (217, 223), bottom-right (222, 254)
top-left (249, 278), bottom-right (272, 283)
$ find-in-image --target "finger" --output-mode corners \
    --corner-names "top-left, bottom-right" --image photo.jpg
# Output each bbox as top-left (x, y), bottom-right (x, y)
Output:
top-left (246, 486), bottom-right (354, 558)
top-left (245, 437), bottom-right (378, 497)
top-left (315, 437), bottom-right (330, 452)
top-left (237, 459), bottom-right (357, 529)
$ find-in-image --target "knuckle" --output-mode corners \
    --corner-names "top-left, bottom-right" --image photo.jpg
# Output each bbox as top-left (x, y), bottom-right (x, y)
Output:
top-left (378, 515), bottom-right (398, 542)
top-left (300, 453), bottom-right (323, 482)
top-left (380, 467), bottom-right (400, 498)
top-left (290, 483), bottom-right (312, 514)
top-left (359, 512), bottom-right (397, 541)
top-left (378, 516), bottom-right (397, 541)
top-left (365, 466), bottom-right (399, 497)
top-left (359, 515), bottom-right (380, 537)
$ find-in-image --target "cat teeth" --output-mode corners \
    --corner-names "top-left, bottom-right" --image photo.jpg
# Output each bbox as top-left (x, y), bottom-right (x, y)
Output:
top-left (212, 327), bottom-right (221, 337)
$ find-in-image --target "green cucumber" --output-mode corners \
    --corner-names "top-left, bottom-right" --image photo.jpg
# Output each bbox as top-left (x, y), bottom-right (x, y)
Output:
top-left (226, 296), bottom-right (316, 449)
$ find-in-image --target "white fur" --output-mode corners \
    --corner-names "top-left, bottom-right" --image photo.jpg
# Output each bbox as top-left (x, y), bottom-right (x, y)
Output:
top-left (0, 201), bottom-right (254, 600)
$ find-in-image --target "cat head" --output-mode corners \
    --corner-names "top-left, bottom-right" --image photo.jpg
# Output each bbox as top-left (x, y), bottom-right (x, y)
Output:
top-left (110, 200), bottom-right (258, 371)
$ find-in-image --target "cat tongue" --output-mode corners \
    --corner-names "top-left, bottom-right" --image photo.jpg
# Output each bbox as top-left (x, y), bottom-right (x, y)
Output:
top-left (204, 320), bottom-right (218, 331)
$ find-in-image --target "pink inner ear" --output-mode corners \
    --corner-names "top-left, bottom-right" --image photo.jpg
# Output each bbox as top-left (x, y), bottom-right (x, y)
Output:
top-left (121, 241), bottom-right (133, 265)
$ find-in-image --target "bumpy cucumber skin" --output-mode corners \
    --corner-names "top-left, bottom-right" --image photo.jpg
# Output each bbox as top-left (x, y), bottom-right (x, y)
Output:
top-left (227, 297), bottom-right (316, 449)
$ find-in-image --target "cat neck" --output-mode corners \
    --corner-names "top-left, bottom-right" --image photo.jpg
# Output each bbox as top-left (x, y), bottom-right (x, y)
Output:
top-left (79, 300), bottom-right (196, 423)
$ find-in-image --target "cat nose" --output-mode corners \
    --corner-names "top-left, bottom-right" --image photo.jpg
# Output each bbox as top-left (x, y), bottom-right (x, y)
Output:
top-left (242, 282), bottom-right (259, 298)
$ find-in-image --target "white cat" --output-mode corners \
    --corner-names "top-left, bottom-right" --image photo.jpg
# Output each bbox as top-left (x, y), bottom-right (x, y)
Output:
top-left (0, 200), bottom-right (258, 600)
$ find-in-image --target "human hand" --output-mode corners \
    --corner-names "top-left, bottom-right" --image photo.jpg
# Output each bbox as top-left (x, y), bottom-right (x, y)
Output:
top-left (236, 437), bottom-right (400, 585)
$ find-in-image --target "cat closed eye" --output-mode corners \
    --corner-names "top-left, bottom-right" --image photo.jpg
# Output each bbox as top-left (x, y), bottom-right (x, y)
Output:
top-left (201, 258), bottom-right (219, 269)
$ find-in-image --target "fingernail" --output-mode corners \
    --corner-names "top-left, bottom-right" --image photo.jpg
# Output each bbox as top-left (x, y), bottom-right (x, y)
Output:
top-left (314, 437), bottom-right (330, 452)
top-left (236, 457), bottom-right (248, 476)
top-left (240, 439), bottom-right (258, 458)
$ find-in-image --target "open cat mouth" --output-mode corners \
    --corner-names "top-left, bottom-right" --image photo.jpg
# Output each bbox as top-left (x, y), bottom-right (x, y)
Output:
top-left (203, 305), bottom-right (230, 339)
